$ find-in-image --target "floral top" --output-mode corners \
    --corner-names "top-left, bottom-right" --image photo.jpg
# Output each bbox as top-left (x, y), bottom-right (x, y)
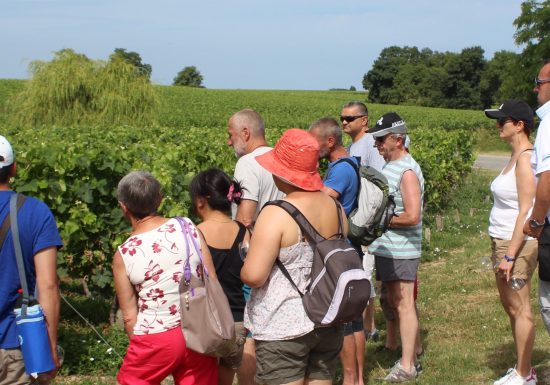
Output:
top-left (119, 217), bottom-right (203, 335)
top-left (244, 235), bottom-right (315, 341)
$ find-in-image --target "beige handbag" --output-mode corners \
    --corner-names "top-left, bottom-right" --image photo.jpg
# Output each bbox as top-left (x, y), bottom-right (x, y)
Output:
top-left (176, 217), bottom-right (235, 357)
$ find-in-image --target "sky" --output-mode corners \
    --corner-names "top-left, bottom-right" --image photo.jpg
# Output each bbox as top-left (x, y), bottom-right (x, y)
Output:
top-left (0, 0), bottom-right (525, 90)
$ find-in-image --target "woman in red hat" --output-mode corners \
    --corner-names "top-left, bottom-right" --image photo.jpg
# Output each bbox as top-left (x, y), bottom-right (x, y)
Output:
top-left (241, 128), bottom-right (346, 385)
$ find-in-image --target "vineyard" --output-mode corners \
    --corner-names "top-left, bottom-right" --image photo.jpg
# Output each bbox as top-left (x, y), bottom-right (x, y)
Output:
top-left (0, 79), bottom-right (489, 290)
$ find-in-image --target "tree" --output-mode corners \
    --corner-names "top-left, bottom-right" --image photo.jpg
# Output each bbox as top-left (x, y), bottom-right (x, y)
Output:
top-left (173, 66), bottom-right (204, 87)
top-left (479, 51), bottom-right (520, 108)
top-left (109, 48), bottom-right (152, 79)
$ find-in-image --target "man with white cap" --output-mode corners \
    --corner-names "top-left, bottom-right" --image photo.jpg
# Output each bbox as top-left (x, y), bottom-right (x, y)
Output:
top-left (0, 136), bottom-right (63, 385)
top-left (369, 113), bottom-right (424, 382)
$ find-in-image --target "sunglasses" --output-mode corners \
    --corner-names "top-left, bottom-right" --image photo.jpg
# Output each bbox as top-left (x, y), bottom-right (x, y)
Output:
top-left (497, 118), bottom-right (513, 126)
top-left (535, 77), bottom-right (550, 87)
top-left (374, 135), bottom-right (391, 143)
top-left (340, 115), bottom-right (365, 123)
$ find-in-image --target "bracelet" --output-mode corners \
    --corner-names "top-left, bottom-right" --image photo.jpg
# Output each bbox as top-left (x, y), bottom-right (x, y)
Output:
top-left (504, 255), bottom-right (515, 262)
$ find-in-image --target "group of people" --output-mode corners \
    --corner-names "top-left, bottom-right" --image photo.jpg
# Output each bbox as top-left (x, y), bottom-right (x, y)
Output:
top-left (0, 60), bottom-right (549, 385)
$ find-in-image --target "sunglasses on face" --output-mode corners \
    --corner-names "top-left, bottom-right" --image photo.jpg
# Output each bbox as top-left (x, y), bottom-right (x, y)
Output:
top-left (497, 118), bottom-right (513, 126)
top-left (374, 135), bottom-right (390, 144)
top-left (535, 77), bottom-right (550, 87)
top-left (340, 115), bottom-right (365, 123)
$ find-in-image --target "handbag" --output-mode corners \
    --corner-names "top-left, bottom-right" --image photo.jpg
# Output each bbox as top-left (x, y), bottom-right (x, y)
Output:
top-left (175, 217), bottom-right (235, 357)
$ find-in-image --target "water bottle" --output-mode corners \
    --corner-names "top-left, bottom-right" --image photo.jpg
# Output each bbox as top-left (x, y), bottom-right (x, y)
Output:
top-left (509, 277), bottom-right (527, 291)
top-left (479, 256), bottom-right (494, 271)
top-left (14, 304), bottom-right (55, 376)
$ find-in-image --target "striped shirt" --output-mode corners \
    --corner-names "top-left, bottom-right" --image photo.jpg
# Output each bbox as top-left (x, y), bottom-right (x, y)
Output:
top-left (369, 154), bottom-right (424, 260)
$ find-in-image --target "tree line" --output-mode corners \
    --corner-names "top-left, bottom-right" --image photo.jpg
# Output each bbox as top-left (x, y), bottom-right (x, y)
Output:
top-left (362, 0), bottom-right (549, 109)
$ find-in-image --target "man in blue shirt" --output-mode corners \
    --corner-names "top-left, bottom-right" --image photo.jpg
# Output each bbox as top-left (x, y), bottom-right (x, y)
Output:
top-left (0, 136), bottom-right (63, 385)
top-left (309, 117), bottom-right (364, 385)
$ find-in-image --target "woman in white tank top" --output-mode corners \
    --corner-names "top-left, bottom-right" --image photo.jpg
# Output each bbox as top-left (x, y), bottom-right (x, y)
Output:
top-left (484, 100), bottom-right (538, 385)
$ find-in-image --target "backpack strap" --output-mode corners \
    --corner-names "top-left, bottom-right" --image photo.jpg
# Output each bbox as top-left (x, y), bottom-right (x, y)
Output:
top-left (0, 193), bottom-right (26, 249)
top-left (334, 157), bottom-right (361, 211)
top-left (8, 194), bottom-right (30, 317)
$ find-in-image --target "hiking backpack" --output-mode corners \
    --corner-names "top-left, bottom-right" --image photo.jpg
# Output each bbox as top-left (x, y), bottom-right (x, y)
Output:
top-left (335, 157), bottom-right (396, 247)
top-left (267, 199), bottom-right (371, 326)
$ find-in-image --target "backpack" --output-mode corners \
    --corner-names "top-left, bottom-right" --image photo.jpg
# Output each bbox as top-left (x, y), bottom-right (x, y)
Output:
top-left (335, 157), bottom-right (396, 247)
top-left (266, 199), bottom-right (371, 326)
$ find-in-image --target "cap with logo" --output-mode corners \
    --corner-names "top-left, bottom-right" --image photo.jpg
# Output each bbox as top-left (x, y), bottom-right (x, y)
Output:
top-left (370, 112), bottom-right (408, 138)
top-left (0, 136), bottom-right (14, 168)
top-left (484, 99), bottom-right (534, 129)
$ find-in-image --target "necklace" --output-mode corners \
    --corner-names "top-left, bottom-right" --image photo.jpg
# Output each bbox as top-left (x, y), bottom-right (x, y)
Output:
top-left (203, 217), bottom-right (232, 223)
top-left (136, 215), bottom-right (158, 225)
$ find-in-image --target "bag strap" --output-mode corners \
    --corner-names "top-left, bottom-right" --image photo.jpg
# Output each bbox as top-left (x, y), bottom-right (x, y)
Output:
top-left (176, 217), bottom-right (211, 285)
top-left (334, 157), bottom-right (361, 211)
top-left (8, 194), bottom-right (29, 317)
top-left (275, 259), bottom-right (304, 297)
top-left (0, 193), bottom-right (26, 249)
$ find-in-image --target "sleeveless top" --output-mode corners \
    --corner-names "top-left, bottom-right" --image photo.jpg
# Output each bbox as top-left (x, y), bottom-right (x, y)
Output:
top-left (244, 229), bottom-right (315, 341)
top-left (489, 155), bottom-right (534, 240)
top-left (118, 217), bottom-right (203, 335)
top-left (369, 154), bottom-right (425, 260)
top-left (208, 221), bottom-right (247, 322)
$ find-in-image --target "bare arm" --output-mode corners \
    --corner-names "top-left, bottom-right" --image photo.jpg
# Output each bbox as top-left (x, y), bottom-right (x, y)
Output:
top-left (391, 170), bottom-right (422, 227)
top-left (523, 170), bottom-right (550, 238)
top-left (235, 199), bottom-right (258, 228)
top-left (112, 250), bottom-right (137, 337)
top-left (499, 153), bottom-right (536, 280)
top-left (34, 246), bottom-right (60, 371)
top-left (241, 205), bottom-right (284, 288)
top-left (321, 186), bottom-right (341, 199)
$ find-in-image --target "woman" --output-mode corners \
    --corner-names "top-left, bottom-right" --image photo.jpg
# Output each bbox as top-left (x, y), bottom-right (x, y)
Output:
top-left (484, 100), bottom-right (538, 385)
top-left (241, 128), bottom-right (345, 385)
top-left (189, 168), bottom-right (250, 385)
top-left (113, 171), bottom-right (218, 385)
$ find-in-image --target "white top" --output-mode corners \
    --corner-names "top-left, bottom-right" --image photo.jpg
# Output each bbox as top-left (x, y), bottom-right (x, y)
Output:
top-left (489, 162), bottom-right (534, 240)
top-left (232, 146), bottom-right (284, 219)
top-left (348, 133), bottom-right (385, 171)
top-left (533, 100), bottom-right (550, 222)
top-left (118, 217), bottom-right (203, 335)
top-left (244, 238), bottom-right (315, 340)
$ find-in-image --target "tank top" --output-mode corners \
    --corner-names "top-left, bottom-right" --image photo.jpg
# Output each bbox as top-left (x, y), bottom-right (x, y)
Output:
top-left (489, 154), bottom-right (534, 240)
top-left (208, 222), bottom-right (247, 322)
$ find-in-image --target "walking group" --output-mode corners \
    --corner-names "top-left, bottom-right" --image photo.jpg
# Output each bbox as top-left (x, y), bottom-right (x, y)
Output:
top-left (0, 60), bottom-right (549, 385)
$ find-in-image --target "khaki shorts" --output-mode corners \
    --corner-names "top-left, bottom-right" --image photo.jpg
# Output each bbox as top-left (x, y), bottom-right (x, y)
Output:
top-left (218, 322), bottom-right (247, 369)
top-left (0, 348), bottom-right (31, 385)
top-left (254, 326), bottom-right (344, 385)
top-left (491, 238), bottom-right (538, 280)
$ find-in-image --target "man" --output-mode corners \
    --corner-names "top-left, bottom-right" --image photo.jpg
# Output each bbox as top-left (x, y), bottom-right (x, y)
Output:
top-left (309, 117), bottom-right (364, 385)
top-left (227, 109), bottom-right (283, 385)
top-left (369, 113), bottom-right (424, 382)
top-left (341, 101), bottom-right (385, 344)
top-left (0, 136), bottom-right (63, 385)
top-left (523, 59), bottom-right (550, 335)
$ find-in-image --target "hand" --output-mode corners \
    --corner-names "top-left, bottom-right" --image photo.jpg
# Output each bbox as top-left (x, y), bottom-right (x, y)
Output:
top-left (496, 260), bottom-right (514, 282)
top-left (523, 220), bottom-right (544, 239)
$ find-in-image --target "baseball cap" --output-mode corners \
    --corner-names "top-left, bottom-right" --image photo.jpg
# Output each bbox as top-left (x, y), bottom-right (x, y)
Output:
top-left (370, 112), bottom-right (408, 138)
top-left (0, 136), bottom-right (14, 168)
top-left (484, 100), bottom-right (534, 129)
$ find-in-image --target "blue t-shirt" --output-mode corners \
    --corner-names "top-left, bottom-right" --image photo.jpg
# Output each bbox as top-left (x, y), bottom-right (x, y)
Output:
top-left (324, 157), bottom-right (359, 215)
top-left (0, 191), bottom-right (63, 349)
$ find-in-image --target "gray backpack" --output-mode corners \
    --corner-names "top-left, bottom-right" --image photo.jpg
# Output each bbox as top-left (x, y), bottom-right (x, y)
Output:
top-left (335, 158), bottom-right (395, 246)
top-left (268, 199), bottom-right (371, 326)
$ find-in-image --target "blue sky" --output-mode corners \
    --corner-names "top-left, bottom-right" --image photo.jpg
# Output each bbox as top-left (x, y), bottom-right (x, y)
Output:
top-left (0, 0), bottom-right (524, 90)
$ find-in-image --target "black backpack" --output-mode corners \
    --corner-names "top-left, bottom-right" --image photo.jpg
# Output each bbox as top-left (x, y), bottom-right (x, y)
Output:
top-left (267, 199), bottom-right (371, 326)
top-left (335, 157), bottom-right (395, 247)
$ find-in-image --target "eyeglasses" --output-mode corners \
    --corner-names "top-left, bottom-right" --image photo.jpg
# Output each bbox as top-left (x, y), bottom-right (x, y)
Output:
top-left (374, 135), bottom-right (390, 144)
top-left (497, 118), bottom-right (513, 126)
top-left (534, 77), bottom-right (550, 87)
top-left (340, 115), bottom-right (365, 123)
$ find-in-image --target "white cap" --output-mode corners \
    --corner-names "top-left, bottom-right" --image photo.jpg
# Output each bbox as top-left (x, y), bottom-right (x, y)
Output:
top-left (0, 136), bottom-right (14, 168)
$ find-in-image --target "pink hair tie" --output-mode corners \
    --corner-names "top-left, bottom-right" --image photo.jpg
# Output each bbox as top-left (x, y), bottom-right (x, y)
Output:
top-left (227, 185), bottom-right (235, 202)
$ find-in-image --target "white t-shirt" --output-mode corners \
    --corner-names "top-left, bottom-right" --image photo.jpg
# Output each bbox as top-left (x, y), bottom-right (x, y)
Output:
top-left (232, 146), bottom-right (283, 220)
top-left (533, 100), bottom-right (550, 222)
top-left (489, 163), bottom-right (534, 240)
top-left (348, 133), bottom-right (385, 171)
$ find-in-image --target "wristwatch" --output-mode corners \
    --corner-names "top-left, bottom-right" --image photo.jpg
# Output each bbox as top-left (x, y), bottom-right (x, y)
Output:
top-left (529, 218), bottom-right (545, 229)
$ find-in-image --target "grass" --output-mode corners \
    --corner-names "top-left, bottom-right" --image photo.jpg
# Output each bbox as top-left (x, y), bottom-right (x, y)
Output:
top-left (52, 169), bottom-right (550, 385)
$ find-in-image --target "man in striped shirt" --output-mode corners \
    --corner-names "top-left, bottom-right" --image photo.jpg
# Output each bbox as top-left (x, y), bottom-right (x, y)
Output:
top-left (369, 112), bottom-right (424, 383)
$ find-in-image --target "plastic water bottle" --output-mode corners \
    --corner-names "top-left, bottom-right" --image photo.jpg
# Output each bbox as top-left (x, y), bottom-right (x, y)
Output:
top-left (479, 256), bottom-right (494, 271)
top-left (13, 304), bottom-right (55, 376)
top-left (509, 277), bottom-right (527, 291)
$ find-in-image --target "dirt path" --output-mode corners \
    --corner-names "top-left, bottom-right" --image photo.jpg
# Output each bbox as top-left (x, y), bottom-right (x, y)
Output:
top-left (473, 154), bottom-right (509, 171)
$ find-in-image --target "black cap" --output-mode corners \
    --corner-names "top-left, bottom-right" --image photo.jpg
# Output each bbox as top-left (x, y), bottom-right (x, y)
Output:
top-left (484, 99), bottom-right (534, 129)
top-left (370, 112), bottom-right (408, 137)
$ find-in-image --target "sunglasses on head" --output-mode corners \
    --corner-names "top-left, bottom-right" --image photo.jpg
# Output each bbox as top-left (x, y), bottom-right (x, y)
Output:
top-left (535, 77), bottom-right (550, 87)
top-left (340, 115), bottom-right (365, 123)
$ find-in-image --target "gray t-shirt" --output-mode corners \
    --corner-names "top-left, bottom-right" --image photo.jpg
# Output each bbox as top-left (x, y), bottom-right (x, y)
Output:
top-left (232, 146), bottom-right (283, 220)
top-left (348, 133), bottom-right (385, 171)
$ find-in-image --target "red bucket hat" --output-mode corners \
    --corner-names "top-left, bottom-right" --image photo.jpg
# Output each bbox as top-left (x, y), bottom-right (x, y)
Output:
top-left (256, 128), bottom-right (323, 192)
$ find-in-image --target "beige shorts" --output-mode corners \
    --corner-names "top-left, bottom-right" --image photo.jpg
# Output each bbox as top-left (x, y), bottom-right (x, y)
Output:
top-left (0, 348), bottom-right (32, 385)
top-left (491, 238), bottom-right (538, 280)
top-left (218, 321), bottom-right (247, 369)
